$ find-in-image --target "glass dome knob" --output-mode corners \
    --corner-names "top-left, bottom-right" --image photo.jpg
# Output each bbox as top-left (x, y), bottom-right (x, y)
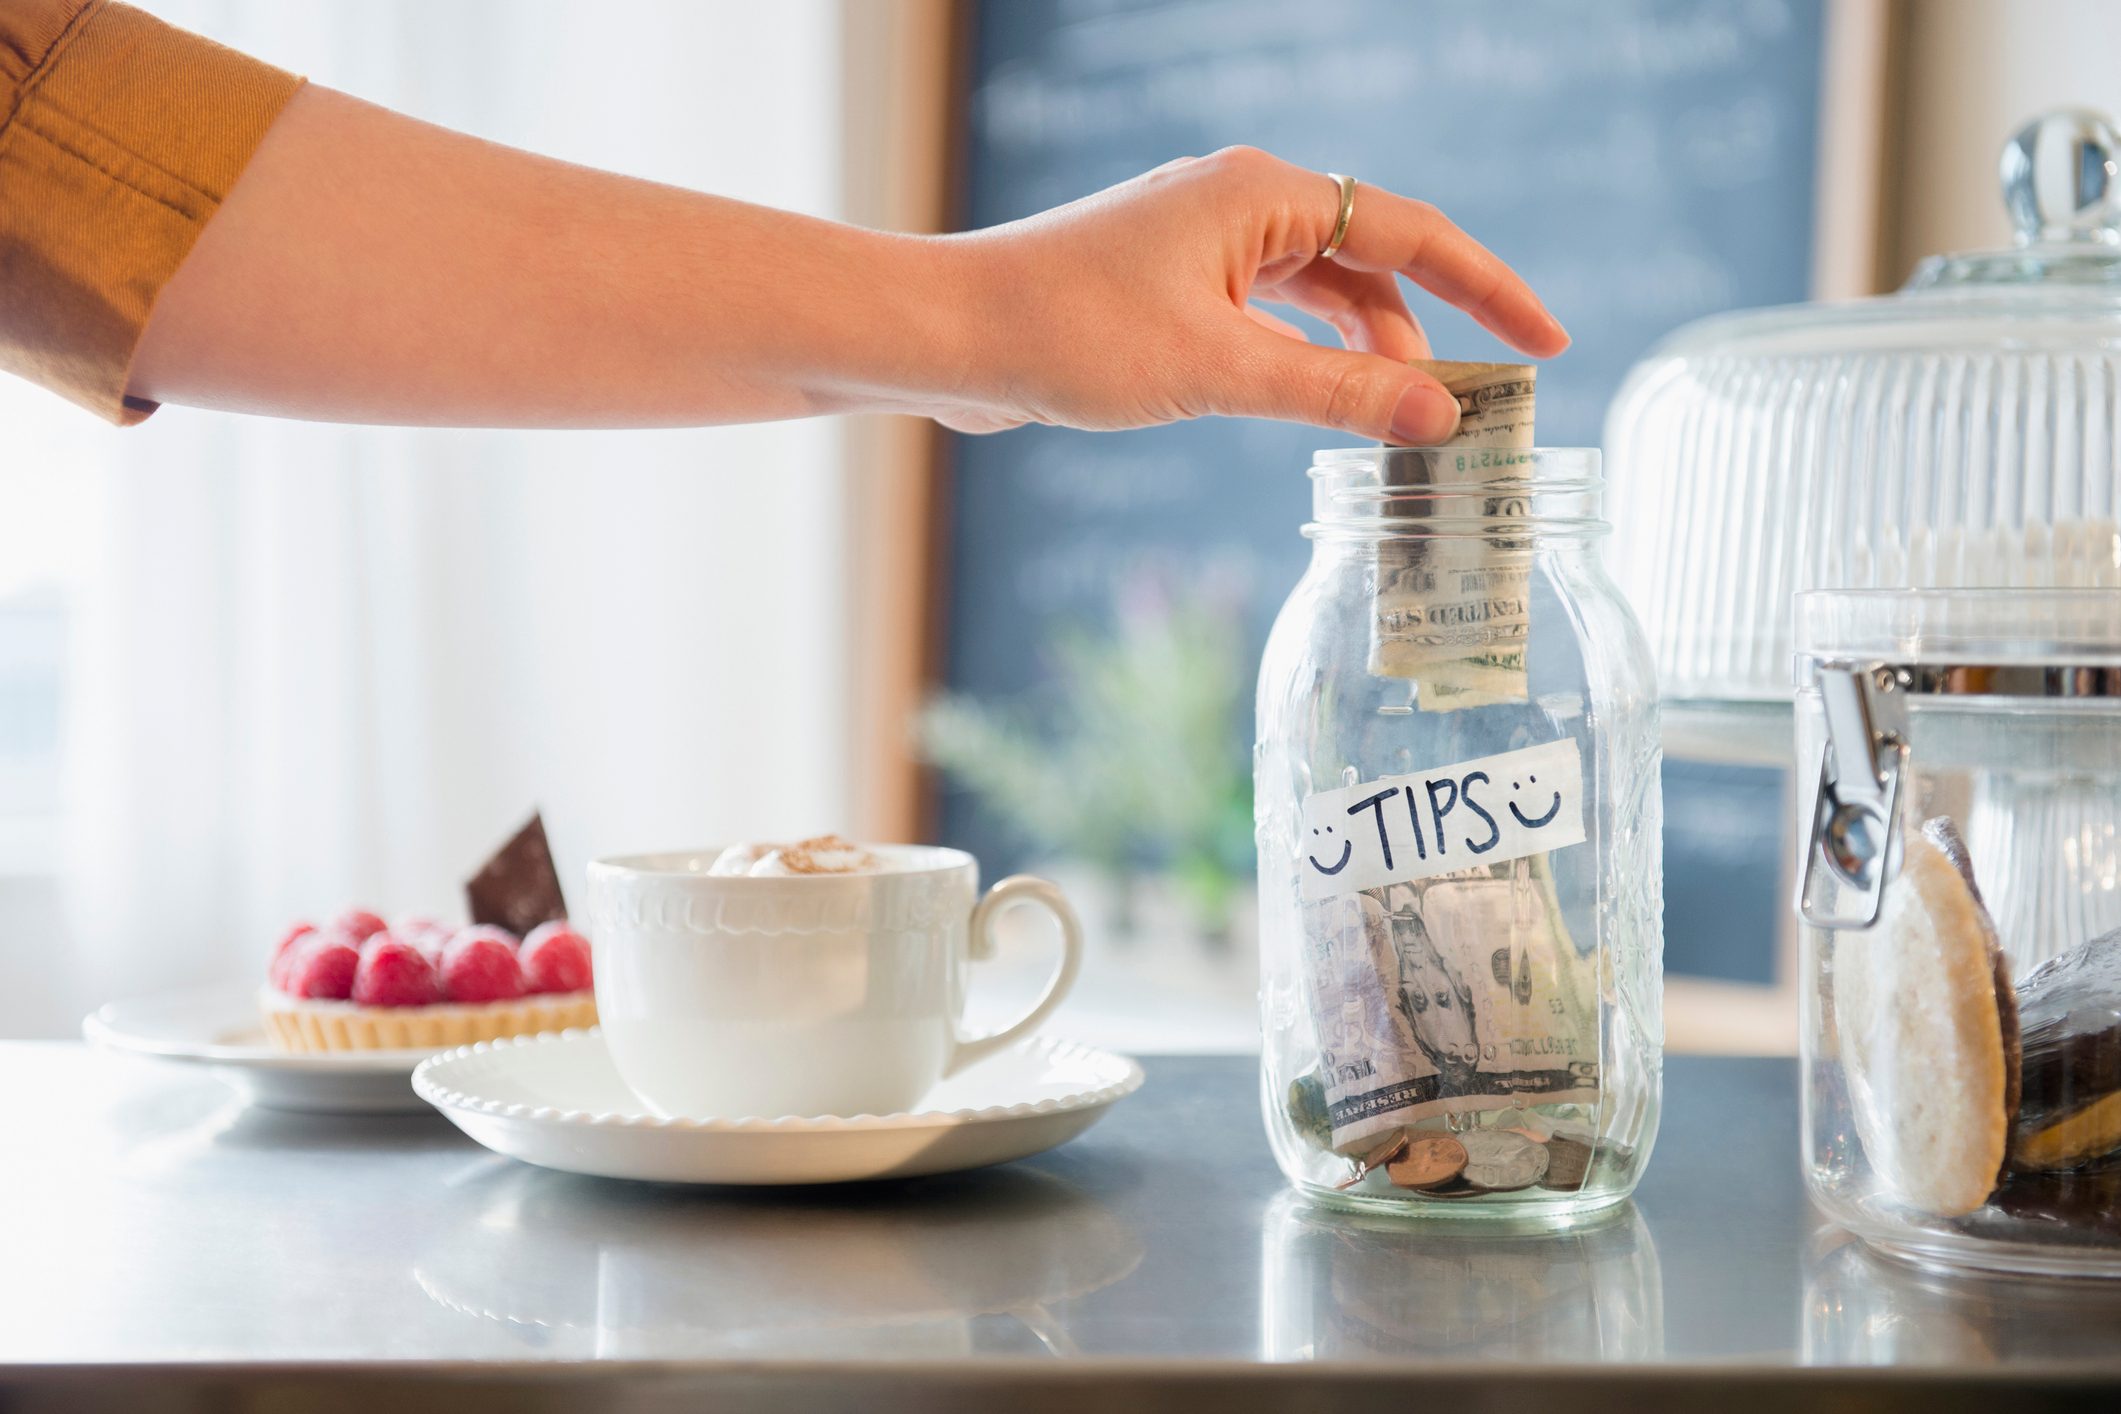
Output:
top-left (2001, 107), bottom-right (2121, 245)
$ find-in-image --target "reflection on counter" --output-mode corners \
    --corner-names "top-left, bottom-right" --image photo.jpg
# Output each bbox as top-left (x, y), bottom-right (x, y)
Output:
top-left (1802, 1227), bottom-right (2121, 1365)
top-left (413, 1159), bottom-right (1141, 1358)
top-left (1259, 1194), bottom-right (1663, 1361)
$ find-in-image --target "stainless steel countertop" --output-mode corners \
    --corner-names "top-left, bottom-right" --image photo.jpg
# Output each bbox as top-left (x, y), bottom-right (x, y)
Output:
top-left (4, 1044), bottom-right (2118, 1410)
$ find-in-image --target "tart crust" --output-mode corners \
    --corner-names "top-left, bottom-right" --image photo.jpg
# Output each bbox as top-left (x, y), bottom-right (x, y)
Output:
top-left (260, 986), bottom-right (596, 1052)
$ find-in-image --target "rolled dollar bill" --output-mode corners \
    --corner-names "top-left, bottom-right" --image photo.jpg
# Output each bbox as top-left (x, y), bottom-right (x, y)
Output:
top-left (1400, 358), bottom-right (1536, 452)
top-left (1369, 359), bottom-right (1537, 709)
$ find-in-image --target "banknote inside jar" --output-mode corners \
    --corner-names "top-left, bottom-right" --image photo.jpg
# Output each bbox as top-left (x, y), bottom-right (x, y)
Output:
top-left (1293, 842), bottom-right (1605, 1200)
top-left (1300, 854), bottom-right (1598, 1147)
top-left (1368, 358), bottom-right (1537, 712)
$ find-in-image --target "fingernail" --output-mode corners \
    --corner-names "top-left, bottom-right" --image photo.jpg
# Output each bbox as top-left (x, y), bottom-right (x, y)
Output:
top-left (1389, 384), bottom-right (1460, 445)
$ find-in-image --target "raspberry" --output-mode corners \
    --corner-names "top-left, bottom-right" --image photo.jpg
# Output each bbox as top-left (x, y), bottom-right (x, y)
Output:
top-left (520, 923), bottom-right (592, 995)
top-left (286, 936), bottom-right (360, 1000)
top-left (440, 929), bottom-right (525, 1004)
top-left (269, 922), bottom-right (318, 990)
top-left (392, 916), bottom-right (456, 962)
top-left (351, 936), bottom-right (441, 1007)
top-left (331, 908), bottom-right (390, 944)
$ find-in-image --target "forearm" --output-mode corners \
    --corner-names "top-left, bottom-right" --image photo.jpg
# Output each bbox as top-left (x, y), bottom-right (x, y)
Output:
top-left (127, 86), bottom-right (1565, 441)
top-left (129, 85), bottom-right (978, 427)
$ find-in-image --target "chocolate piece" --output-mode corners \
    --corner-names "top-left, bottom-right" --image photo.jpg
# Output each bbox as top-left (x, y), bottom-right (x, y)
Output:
top-left (465, 813), bottom-right (569, 937)
top-left (1989, 1154), bottom-right (2121, 1240)
top-left (2012, 929), bottom-right (2121, 1172)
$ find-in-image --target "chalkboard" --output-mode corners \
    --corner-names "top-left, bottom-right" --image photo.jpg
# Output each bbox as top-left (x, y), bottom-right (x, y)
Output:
top-left (940, 0), bottom-right (1826, 980)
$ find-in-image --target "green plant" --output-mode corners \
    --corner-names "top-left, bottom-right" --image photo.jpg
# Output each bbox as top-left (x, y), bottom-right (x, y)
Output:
top-left (918, 583), bottom-right (1254, 938)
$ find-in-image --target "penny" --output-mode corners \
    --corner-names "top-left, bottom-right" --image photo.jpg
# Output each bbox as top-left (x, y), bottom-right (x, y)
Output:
top-left (1386, 1134), bottom-right (1469, 1191)
top-left (1458, 1129), bottom-right (1550, 1192)
top-left (1332, 1132), bottom-right (1409, 1190)
top-left (1359, 1132), bottom-right (1410, 1169)
top-left (1541, 1136), bottom-right (1595, 1191)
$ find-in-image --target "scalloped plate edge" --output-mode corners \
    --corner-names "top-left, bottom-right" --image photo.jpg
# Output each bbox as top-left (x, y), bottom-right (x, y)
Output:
top-left (412, 1028), bottom-right (1144, 1134)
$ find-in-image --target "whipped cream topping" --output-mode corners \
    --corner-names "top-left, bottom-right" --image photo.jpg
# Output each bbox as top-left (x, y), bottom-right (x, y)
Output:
top-left (708, 835), bottom-right (894, 877)
top-left (706, 843), bottom-right (776, 877)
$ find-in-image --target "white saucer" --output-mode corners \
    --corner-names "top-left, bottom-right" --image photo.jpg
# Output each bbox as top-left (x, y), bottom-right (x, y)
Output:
top-left (413, 1029), bottom-right (1144, 1185)
top-left (84, 981), bottom-right (435, 1114)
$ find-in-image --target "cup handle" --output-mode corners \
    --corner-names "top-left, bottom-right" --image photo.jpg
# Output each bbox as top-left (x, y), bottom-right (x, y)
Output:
top-left (945, 874), bottom-right (1083, 1078)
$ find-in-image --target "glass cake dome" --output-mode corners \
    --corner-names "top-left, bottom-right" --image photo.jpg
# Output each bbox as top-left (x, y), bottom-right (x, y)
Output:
top-left (1605, 108), bottom-right (2121, 759)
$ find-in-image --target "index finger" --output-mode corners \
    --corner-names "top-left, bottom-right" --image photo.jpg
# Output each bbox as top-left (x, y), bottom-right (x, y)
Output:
top-left (1322, 182), bottom-right (1569, 357)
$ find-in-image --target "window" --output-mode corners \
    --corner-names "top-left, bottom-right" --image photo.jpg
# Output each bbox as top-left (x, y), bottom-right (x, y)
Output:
top-left (0, 381), bottom-right (102, 874)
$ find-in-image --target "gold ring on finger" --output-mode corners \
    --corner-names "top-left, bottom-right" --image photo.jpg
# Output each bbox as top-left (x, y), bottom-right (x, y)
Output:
top-left (1320, 172), bottom-right (1357, 260)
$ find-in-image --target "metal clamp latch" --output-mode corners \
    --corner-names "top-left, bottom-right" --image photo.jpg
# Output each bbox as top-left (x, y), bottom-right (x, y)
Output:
top-left (1796, 662), bottom-right (1910, 930)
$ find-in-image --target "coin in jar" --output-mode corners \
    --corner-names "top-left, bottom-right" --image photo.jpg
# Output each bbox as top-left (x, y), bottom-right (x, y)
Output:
top-left (1332, 1132), bottom-right (1410, 1190)
top-left (1458, 1129), bottom-right (1550, 1191)
top-left (1416, 1179), bottom-right (1481, 1198)
top-left (1540, 1135), bottom-right (1594, 1191)
top-left (1386, 1134), bottom-right (1469, 1191)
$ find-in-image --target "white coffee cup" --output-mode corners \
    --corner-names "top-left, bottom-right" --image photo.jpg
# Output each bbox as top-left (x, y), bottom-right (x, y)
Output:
top-left (584, 845), bottom-right (1082, 1119)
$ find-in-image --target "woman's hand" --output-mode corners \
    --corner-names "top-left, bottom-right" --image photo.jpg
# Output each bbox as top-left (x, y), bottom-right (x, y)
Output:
top-left (928, 146), bottom-right (1569, 442)
top-left (132, 92), bottom-right (1561, 440)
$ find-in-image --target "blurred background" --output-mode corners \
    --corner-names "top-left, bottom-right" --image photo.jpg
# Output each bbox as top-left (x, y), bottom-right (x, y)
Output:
top-left (3, 0), bottom-right (2116, 1049)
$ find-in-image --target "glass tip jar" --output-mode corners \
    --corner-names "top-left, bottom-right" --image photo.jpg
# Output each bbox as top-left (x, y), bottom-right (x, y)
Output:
top-left (1254, 445), bottom-right (1663, 1219)
top-left (1796, 588), bottom-right (2121, 1277)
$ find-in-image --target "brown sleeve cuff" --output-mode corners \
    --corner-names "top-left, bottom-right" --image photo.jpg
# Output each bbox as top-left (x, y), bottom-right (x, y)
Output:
top-left (0, 0), bottom-right (304, 423)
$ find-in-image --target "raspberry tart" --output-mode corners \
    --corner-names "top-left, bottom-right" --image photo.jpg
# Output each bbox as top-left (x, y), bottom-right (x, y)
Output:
top-left (261, 909), bottom-right (596, 1053)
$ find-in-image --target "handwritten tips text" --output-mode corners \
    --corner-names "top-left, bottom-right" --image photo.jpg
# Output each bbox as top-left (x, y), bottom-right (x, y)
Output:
top-left (1298, 739), bottom-right (1586, 899)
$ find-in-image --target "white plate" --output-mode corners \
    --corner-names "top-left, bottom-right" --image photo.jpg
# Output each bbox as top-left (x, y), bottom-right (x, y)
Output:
top-left (83, 981), bottom-right (435, 1114)
top-left (413, 1029), bottom-right (1144, 1185)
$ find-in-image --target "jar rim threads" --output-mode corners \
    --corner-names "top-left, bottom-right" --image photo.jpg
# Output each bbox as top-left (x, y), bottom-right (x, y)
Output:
top-left (1306, 447), bottom-right (1607, 542)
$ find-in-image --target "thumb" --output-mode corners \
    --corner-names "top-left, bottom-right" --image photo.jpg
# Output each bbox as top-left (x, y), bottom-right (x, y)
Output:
top-left (1219, 331), bottom-right (1461, 445)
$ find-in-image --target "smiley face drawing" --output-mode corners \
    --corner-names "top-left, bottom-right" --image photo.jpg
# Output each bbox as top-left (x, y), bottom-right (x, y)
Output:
top-left (1507, 772), bottom-right (1563, 830)
top-left (1306, 824), bottom-right (1352, 876)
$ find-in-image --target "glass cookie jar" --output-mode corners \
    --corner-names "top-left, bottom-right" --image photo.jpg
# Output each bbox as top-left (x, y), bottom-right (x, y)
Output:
top-left (1255, 447), bottom-right (1663, 1216)
top-left (1797, 589), bottom-right (2121, 1277)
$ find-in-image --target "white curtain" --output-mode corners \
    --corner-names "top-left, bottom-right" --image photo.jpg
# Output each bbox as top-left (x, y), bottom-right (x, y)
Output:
top-left (36, 0), bottom-right (852, 1019)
